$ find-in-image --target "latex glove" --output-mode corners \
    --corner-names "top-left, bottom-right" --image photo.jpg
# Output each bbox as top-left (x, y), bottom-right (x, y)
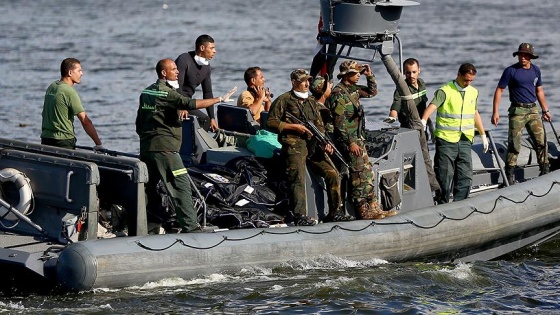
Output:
top-left (383, 116), bottom-right (396, 124)
top-left (93, 145), bottom-right (105, 153)
top-left (481, 135), bottom-right (489, 153)
top-left (220, 86), bottom-right (238, 102)
top-left (421, 119), bottom-right (427, 130)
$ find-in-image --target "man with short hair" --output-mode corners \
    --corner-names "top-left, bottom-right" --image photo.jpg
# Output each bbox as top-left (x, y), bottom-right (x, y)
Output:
top-left (491, 43), bottom-right (551, 184)
top-left (421, 63), bottom-right (488, 203)
top-left (41, 58), bottom-right (103, 150)
top-left (327, 60), bottom-right (393, 220)
top-left (387, 58), bottom-right (441, 199)
top-left (237, 66), bottom-right (272, 123)
top-left (267, 69), bottom-right (353, 225)
top-left (175, 34), bottom-right (219, 131)
top-left (136, 58), bottom-right (235, 233)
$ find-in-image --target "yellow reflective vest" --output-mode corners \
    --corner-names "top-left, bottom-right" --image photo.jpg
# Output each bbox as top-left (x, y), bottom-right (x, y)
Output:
top-left (434, 81), bottom-right (478, 143)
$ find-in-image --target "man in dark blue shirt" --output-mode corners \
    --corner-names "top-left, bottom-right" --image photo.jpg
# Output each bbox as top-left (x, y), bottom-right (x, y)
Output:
top-left (491, 43), bottom-right (552, 184)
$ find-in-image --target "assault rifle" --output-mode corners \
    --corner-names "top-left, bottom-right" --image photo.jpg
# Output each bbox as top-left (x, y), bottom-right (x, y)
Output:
top-left (285, 112), bottom-right (349, 169)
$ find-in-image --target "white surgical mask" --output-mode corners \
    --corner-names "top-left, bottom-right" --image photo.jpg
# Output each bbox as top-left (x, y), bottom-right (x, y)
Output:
top-left (194, 55), bottom-right (209, 66)
top-left (167, 80), bottom-right (180, 89)
top-left (293, 90), bottom-right (309, 99)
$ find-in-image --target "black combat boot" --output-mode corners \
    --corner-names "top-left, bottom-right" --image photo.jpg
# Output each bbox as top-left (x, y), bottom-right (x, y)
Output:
top-left (505, 167), bottom-right (515, 186)
top-left (324, 210), bottom-right (355, 223)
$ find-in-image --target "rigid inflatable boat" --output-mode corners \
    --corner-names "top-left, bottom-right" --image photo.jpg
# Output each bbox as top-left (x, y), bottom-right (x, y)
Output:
top-left (2, 118), bottom-right (560, 294)
top-left (2, 0), bottom-right (560, 294)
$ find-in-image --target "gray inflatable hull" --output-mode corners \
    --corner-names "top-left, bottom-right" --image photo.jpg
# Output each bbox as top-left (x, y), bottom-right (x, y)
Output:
top-left (57, 171), bottom-right (560, 292)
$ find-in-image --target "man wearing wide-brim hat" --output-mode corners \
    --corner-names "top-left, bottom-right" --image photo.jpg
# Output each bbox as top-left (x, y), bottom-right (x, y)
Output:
top-left (491, 43), bottom-right (551, 185)
top-left (326, 60), bottom-right (396, 220)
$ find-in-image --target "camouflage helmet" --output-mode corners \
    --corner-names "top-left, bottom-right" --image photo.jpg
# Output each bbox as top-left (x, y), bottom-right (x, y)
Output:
top-left (310, 74), bottom-right (329, 96)
top-left (513, 43), bottom-right (538, 59)
top-left (290, 69), bottom-right (312, 82)
top-left (337, 60), bottom-right (361, 79)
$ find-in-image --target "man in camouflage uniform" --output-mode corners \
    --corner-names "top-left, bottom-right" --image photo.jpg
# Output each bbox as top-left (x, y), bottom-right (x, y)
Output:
top-left (267, 69), bottom-right (354, 225)
top-left (326, 60), bottom-right (396, 220)
top-left (491, 43), bottom-right (551, 185)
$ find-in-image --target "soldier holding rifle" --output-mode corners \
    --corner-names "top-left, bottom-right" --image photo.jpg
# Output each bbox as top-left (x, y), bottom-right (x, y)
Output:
top-left (267, 69), bottom-right (354, 225)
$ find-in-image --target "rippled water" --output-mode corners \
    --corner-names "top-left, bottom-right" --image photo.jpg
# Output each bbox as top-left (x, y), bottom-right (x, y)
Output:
top-left (2, 247), bottom-right (560, 314)
top-left (1, 0), bottom-right (560, 313)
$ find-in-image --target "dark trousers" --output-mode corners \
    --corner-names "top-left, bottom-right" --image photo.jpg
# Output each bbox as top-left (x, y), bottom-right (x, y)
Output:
top-left (140, 151), bottom-right (198, 232)
top-left (401, 122), bottom-right (440, 194)
top-left (416, 128), bottom-right (441, 193)
top-left (434, 136), bottom-right (472, 203)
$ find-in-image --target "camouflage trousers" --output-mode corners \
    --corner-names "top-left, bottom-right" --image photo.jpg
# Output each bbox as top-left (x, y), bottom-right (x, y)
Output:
top-left (342, 139), bottom-right (378, 207)
top-left (282, 138), bottom-right (341, 216)
top-left (506, 106), bottom-right (548, 168)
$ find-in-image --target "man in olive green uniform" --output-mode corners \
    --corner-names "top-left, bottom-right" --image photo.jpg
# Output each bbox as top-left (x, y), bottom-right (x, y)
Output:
top-left (136, 58), bottom-right (235, 233)
top-left (387, 58), bottom-right (441, 199)
top-left (421, 63), bottom-right (488, 203)
top-left (266, 69), bottom-right (353, 225)
top-left (327, 60), bottom-right (394, 220)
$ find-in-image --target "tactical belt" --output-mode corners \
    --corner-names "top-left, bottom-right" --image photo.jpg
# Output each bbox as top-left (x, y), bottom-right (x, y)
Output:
top-left (511, 102), bottom-right (536, 108)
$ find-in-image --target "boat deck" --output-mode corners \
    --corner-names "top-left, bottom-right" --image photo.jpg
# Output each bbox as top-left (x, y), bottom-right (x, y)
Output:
top-left (0, 232), bottom-right (57, 254)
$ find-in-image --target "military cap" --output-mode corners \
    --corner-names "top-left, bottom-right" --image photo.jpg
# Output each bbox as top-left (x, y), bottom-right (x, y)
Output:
top-left (310, 74), bottom-right (330, 96)
top-left (290, 69), bottom-right (312, 82)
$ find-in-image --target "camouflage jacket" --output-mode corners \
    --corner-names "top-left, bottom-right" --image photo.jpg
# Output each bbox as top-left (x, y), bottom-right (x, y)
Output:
top-left (326, 74), bottom-right (377, 148)
top-left (266, 90), bottom-right (326, 144)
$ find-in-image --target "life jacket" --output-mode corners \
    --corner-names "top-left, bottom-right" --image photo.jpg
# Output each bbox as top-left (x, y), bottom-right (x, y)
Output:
top-left (434, 81), bottom-right (478, 143)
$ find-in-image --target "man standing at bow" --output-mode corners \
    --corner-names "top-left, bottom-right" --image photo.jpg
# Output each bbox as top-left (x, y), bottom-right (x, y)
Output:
top-left (491, 43), bottom-right (551, 185)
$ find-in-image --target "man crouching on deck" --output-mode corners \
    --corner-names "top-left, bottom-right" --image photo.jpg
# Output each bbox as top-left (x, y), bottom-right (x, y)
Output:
top-left (266, 69), bottom-right (354, 226)
top-left (136, 58), bottom-right (236, 233)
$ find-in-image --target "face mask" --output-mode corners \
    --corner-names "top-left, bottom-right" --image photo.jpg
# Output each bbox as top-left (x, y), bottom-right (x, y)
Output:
top-left (194, 55), bottom-right (209, 66)
top-left (293, 90), bottom-right (309, 99)
top-left (167, 80), bottom-right (180, 89)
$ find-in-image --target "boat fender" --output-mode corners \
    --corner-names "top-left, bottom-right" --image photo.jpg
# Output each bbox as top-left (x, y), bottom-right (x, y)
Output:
top-left (56, 242), bottom-right (98, 292)
top-left (0, 168), bottom-right (33, 221)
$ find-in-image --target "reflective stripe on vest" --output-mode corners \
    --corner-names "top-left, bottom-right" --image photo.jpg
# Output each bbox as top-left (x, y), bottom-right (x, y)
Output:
top-left (434, 81), bottom-right (478, 143)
